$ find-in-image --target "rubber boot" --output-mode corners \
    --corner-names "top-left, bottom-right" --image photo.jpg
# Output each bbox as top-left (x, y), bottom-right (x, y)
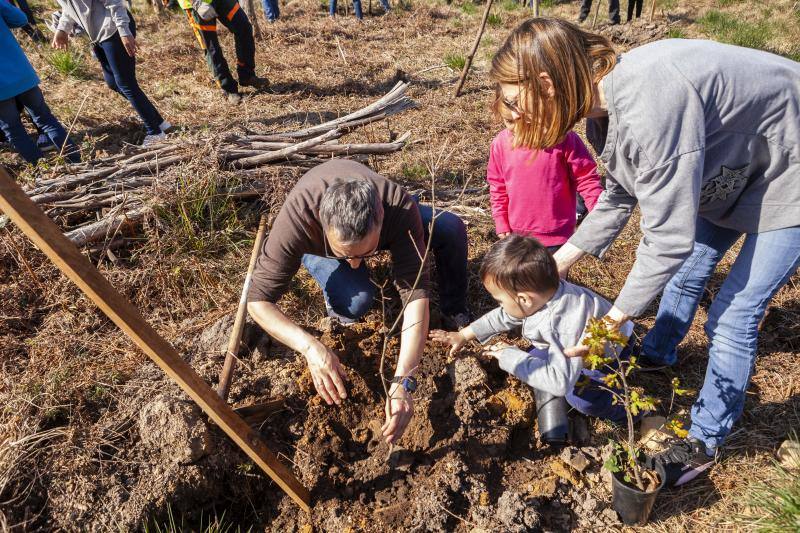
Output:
top-left (534, 388), bottom-right (569, 444)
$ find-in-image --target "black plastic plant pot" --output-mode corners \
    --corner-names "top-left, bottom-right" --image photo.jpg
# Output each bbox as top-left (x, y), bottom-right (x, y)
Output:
top-left (611, 461), bottom-right (666, 526)
top-left (533, 388), bottom-right (569, 444)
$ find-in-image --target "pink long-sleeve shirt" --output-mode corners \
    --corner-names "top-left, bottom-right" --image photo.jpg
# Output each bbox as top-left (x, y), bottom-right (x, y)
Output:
top-left (486, 129), bottom-right (604, 247)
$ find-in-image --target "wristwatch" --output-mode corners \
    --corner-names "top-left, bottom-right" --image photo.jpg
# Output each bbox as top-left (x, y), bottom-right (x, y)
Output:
top-left (391, 375), bottom-right (418, 393)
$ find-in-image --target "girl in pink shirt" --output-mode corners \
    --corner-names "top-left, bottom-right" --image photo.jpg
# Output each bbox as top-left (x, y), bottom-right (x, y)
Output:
top-left (487, 114), bottom-right (603, 248)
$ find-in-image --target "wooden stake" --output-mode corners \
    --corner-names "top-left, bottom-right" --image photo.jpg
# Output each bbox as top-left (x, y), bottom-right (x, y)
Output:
top-left (648, 0), bottom-right (656, 21)
top-left (241, 0), bottom-right (263, 40)
top-left (0, 167), bottom-right (311, 513)
top-left (533, 0), bottom-right (539, 16)
top-left (217, 214), bottom-right (270, 400)
top-left (592, 0), bottom-right (602, 28)
top-left (453, 0), bottom-right (495, 98)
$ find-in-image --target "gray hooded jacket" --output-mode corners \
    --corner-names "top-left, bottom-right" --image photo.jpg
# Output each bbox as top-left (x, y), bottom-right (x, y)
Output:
top-left (570, 39), bottom-right (800, 317)
top-left (56, 0), bottom-right (131, 43)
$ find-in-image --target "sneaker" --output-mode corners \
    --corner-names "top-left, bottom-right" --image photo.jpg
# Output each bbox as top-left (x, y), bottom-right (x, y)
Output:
top-left (239, 75), bottom-right (270, 90)
top-left (142, 132), bottom-right (166, 146)
top-left (159, 120), bottom-right (174, 133)
top-left (37, 134), bottom-right (56, 153)
top-left (647, 437), bottom-right (717, 487)
top-left (442, 311), bottom-right (471, 331)
top-left (225, 91), bottom-right (243, 105)
top-left (577, 13), bottom-right (588, 23)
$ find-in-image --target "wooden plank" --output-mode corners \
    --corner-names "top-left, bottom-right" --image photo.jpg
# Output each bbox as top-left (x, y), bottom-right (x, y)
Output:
top-left (0, 167), bottom-right (311, 513)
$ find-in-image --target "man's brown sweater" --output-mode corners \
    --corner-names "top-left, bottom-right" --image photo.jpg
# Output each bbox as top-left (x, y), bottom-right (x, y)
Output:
top-left (247, 159), bottom-right (431, 305)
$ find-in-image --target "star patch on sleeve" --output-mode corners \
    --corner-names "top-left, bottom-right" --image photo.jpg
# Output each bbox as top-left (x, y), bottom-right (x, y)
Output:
top-left (699, 165), bottom-right (750, 206)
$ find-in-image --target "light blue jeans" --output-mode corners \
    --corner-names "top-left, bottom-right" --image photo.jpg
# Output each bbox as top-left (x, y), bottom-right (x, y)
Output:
top-left (642, 217), bottom-right (800, 450)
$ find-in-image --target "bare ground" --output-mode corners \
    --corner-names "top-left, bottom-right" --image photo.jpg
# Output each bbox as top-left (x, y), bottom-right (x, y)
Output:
top-left (2, 0), bottom-right (799, 531)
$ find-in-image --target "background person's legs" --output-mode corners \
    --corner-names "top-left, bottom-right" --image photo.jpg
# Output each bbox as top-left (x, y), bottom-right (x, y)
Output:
top-left (213, 0), bottom-right (257, 81)
top-left (187, 9), bottom-right (240, 94)
top-left (641, 218), bottom-right (740, 366)
top-left (261, 0), bottom-right (279, 21)
top-left (94, 19), bottom-right (164, 135)
top-left (689, 226), bottom-right (800, 451)
top-left (302, 254), bottom-right (375, 322)
top-left (0, 95), bottom-right (43, 164)
top-left (16, 86), bottom-right (80, 163)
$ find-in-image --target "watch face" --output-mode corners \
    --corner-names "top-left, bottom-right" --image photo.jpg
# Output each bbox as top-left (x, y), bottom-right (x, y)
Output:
top-left (402, 377), bottom-right (417, 393)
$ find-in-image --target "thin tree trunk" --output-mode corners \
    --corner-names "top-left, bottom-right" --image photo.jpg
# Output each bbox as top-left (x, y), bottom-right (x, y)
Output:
top-left (592, 0), bottom-right (602, 27)
top-left (453, 0), bottom-right (495, 98)
top-left (241, 0), bottom-right (263, 40)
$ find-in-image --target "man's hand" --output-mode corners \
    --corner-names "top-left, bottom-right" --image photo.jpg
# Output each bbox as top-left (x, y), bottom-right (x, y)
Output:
top-left (382, 382), bottom-right (414, 444)
top-left (429, 329), bottom-right (468, 356)
top-left (552, 242), bottom-right (586, 279)
top-left (121, 35), bottom-right (137, 57)
top-left (52, 30), bottom-right (69, 50)
top-left (482, 341), bottom-right (512, 359)
top-left (303, 341), bottom-right (347, 405)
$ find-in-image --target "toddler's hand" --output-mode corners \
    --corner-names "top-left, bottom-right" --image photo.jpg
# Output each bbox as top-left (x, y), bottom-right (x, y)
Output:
top-left (497, 232), bottom-right (510, 239)
top-left (483, 341), bottom-right (512, 359)
top-left (429, 329), bottom-right (468, 356)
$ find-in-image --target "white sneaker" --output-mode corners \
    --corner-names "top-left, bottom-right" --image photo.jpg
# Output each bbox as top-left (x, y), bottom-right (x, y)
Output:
top-left (142, 132), bottom-right (166, 146)
top-left (159, 120), bottom-right (172, 133)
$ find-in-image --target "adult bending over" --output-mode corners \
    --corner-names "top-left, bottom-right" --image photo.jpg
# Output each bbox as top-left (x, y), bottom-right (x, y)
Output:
top-left (52, 0), bottom-right (170, 145)
top-left (247, 159), bottom-right (470, 444)
top-left (490, 18), bottom-right (800, 486)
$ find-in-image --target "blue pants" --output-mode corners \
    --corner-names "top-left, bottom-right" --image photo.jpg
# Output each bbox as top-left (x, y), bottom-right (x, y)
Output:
top-left (642, 217), bottom-right (800, 449)
top-left (526, 346), bottom-right (630, 424)
top-left (92, 16), bottom-right (164, 135)
top-left (0, 86), bottom-right (79, 164)
top-left (301, 204), bottom-right (468, 320)
top-left (329, 0), bottom-right (389, 18)
top-left (261, 0), bottom-right (279, 21)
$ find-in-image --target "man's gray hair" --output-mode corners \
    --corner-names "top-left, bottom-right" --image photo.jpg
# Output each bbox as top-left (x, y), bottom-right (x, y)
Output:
top-left (319, 178), bottom-right (384, 243)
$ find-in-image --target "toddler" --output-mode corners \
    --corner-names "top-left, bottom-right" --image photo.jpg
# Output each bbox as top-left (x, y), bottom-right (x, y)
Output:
top-left (430, 235), bottom-right (633, 425)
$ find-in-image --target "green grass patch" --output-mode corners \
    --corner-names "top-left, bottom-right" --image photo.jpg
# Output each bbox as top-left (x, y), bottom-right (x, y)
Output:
top-left (402, 163), bottom-right (429, 180)
top-left (667, 27), bottom-right (686, 38)
top-left (487, 12), bottom-right (502, 26)
top-left (500, 0), bottom-right (520, 11)
top-left (443, 52), bottom-right (467, 71)
top-left (698, 10), bottom-right (771, 51)
top-left (460, 1), bottom-right (477, 15)
top-left (742, 453), bottom-right (800, 531)
top-left (48, 49), bottom-right (87, 79)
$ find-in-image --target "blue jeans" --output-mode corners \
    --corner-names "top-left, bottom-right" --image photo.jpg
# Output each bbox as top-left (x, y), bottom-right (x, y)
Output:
top-left (301, 204), bottom-right (468, 320)
top-left (93, 16), bottom-right (164, 135)
top-left (0, 86), bottom-right (79, 164)
top-left (261, 0), bottom-right (279, 20)
top-left (642, 217), bottom-right (800, 449)
top-left (329, 0), bottom-right (389, 18)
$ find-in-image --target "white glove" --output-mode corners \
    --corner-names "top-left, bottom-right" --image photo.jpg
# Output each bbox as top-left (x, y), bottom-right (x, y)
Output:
top-left (195, 1), bottom-right (217, 20)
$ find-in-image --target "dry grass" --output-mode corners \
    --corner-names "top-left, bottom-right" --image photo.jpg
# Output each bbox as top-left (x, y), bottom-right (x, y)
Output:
top-left (2, 0), bottom-right (799, 530)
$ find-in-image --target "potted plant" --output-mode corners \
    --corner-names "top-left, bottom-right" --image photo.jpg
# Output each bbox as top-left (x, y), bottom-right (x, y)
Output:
top-left (581, 317), bottom-right (690, 526)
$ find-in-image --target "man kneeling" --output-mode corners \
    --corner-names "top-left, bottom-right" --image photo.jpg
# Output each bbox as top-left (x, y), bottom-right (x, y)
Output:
top-left (247, 159), bottom-right (470, 444)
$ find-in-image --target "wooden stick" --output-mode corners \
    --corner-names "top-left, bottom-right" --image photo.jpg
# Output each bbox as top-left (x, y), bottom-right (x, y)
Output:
top-left (217, 214), bottom-right (270, 400)
top-left (0, 167), bottom-right (311, 512)
top-left (453, 0), bottom-right (495, 98)
top-left (234, 129), bottom-right (342, 169)
top-left (648, 0), bottom-right (656, 20)
top-left (592, 0), bottom-right (602, 28)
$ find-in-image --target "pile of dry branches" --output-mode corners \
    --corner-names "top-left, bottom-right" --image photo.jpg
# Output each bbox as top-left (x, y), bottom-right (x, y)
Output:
top-left (23, 82), bottom-right (415, 248)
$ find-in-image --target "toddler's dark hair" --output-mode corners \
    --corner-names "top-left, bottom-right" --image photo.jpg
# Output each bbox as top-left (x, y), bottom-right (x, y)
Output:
top-left (479, 234), bottom-right (559, 294)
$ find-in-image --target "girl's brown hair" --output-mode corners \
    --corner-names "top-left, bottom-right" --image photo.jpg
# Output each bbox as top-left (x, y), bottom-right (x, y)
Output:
top-left (490, 17), bottom-right (617, 150)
